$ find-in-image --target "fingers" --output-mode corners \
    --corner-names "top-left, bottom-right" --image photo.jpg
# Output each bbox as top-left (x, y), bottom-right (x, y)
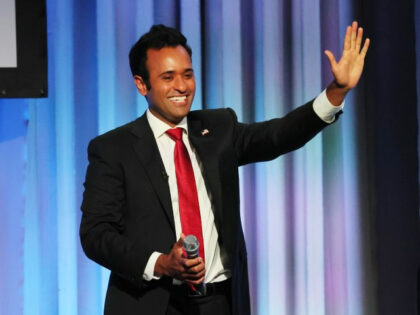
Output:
top-left (360, 38), bottom-right (370, 58)
top-left (176, 233), bottom-right (185, 246)
top-left (351, 21), bottom-right (370, 55)
top-left (183, 257), bottom-right (203, 269)
top-left (180, 257), bottom-right (205, 279)
top-left (184, 257), bottom-right (205, 271)
top-left (181, 270), bottom-right (205, 281)
top-left (353, 23), bottom-right (370, 59)
top-left (184, 260), bottom-right (205, 279)
top-left (183, 266), bottom-right (205, 278)
top-left (176, 258), bottom-right (205, 282)
top-left (166, 236), bottom-right (207, 281)
top-left (343, 25), bottom-right (352, 51)
top-left (324, 50), bottom-right (337, 69)
top-left (350, 21), bottom-right (358, 50)
top-left (173, 233), bottom-right (185, 255)
top-left (343, 21), bottom-right (370, 59)
top-left (355, 27), bottom-right (363, 52)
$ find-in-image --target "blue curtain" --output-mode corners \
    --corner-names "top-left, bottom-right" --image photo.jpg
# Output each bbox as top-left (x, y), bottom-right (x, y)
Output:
top-left (0, 0), bottom-right (418, 314)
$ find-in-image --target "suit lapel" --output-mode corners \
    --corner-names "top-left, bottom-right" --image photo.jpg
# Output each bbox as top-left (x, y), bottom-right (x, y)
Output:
top-left (188, 117), bottom-right (224, 234)
top-left (130, 114), bottom-right (175, 232)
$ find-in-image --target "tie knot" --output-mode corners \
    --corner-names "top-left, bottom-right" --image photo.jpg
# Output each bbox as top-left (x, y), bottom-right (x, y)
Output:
top-left (166, 128), bottom-right (184, 141)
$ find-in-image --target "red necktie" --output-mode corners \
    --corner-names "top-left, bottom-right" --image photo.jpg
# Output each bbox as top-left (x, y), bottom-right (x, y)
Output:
top-left (166, 128), bottom-right (205, 261)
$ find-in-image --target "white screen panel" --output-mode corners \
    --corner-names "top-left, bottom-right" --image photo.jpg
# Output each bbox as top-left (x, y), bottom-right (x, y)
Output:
top-left (0, 0), bottom-right (18, 67)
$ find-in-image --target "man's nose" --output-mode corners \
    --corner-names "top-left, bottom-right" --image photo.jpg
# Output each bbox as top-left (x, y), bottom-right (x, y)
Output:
top-left (173, 76), bottom-right (187, 92)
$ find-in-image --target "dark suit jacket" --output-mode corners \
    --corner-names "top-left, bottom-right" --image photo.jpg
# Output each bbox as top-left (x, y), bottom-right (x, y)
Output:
top-left (80, 102), bottom-right (330, 315)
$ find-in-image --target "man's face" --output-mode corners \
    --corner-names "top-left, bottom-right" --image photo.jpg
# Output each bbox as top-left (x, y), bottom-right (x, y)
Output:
top-left (134, 45), bottom-right (196, 127)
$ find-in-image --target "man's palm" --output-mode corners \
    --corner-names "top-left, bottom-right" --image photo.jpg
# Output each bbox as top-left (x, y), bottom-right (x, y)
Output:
top-left (324, 21), bottom-right (370, 90)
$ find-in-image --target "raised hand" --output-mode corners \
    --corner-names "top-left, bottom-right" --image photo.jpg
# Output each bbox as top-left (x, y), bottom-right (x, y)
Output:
top-left (325, 21), bottom-right (370, 91)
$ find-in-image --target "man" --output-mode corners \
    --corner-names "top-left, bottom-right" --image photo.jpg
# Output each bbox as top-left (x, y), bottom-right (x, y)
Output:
top-left (80, 23), bottom-right (369, 315)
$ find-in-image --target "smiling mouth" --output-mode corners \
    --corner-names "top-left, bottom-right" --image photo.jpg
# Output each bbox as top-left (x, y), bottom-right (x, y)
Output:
top-left (168, 96), bottom-right (188, 104)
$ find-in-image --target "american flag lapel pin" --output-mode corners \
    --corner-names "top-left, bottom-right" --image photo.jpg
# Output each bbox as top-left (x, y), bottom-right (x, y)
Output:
top-left (201, 129), bottom-right (209, 136)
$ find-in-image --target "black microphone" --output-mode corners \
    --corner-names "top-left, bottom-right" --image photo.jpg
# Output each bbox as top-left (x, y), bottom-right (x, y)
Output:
top-left (183, 235), bottom-right (206, 296)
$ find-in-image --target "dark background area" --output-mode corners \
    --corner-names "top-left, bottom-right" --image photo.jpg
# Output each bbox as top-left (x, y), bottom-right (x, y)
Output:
top-left (363, 0), bottom-right (419, 313)
top-left (0, 0), bottom-right (47, 98)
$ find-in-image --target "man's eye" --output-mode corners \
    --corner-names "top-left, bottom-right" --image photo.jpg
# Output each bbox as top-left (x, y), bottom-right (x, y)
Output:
top-left (162, 76), bottom-right (172, 81)
top-left (185, 73), bottom-right (193, 79)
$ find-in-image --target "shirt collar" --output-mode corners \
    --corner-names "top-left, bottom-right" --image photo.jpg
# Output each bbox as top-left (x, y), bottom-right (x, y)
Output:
top-left (146, 109), bottom-right (189, 140)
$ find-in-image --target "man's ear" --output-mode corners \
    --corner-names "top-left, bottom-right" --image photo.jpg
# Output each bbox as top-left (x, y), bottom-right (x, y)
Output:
top-left (133, 75), bottom-right (148, 96)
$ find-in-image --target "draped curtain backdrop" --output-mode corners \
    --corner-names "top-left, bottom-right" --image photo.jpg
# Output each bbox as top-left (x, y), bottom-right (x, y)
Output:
top-left (0, 0), bottom-right (418, 314)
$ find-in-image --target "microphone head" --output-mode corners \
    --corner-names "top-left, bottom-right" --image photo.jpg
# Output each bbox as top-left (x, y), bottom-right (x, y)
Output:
top-left (183, 235), bottom-right (199, 258)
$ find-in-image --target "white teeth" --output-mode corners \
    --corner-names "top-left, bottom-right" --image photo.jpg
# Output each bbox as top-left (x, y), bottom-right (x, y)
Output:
top-left (169, 96), bottom-right (187, 102)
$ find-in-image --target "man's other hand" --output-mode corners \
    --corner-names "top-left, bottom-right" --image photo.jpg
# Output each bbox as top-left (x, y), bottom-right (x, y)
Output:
top-left (154, 234), bottom-right (205, 285)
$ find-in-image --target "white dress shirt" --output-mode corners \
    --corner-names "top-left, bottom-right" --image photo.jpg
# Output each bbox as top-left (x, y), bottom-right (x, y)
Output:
top-left (144, 109), bottom-right (230, 284)
top-left (142, 89), bottom-right (344, 282)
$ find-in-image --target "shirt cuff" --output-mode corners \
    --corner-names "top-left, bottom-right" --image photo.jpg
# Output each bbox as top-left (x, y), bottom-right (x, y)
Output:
top-left (143, 251), bottom-right (163, 281)
top-left (313, 89), bottom-right (345, 123)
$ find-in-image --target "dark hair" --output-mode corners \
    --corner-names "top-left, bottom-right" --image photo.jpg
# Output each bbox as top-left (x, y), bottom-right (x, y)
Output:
top-left (129, 24), bottom-right (192, 90)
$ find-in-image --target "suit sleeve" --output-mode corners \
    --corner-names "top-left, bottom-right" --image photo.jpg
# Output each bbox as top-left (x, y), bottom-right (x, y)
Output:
top-left (80, 137), bottom-right (152, 289)
top-left (230, 101), bottom-right (335, 166)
